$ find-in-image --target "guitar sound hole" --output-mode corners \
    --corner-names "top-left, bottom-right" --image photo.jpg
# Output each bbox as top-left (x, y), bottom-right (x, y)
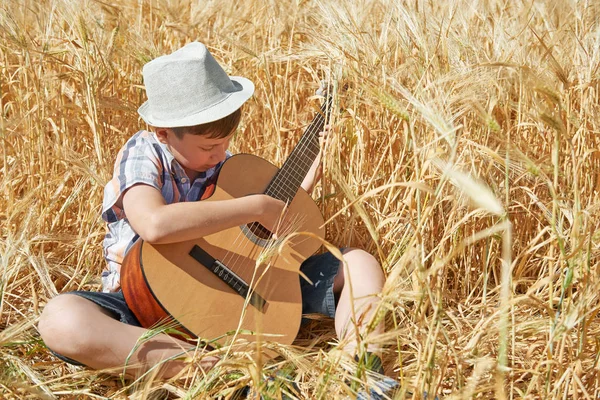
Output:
top-left (247, 223), bottom-right (272, 240)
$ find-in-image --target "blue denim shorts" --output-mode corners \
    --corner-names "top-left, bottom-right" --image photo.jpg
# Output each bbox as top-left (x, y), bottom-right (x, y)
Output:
top-left (299, 250), bottom-right (341, 320)
top-left (51, 251), bottom-right (341, 365)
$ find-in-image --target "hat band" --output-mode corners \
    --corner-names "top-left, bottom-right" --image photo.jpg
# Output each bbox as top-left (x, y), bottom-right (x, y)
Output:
top-left (149, 90), bottom-right (236, 122)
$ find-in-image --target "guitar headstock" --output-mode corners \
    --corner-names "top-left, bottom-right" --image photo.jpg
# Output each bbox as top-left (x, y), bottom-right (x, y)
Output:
top-left (316, 80), bottom-right (334, 98)
top-left (315, 79), bottom-right (350, 106)
top-left (313, 81), bottom-right (335, 124)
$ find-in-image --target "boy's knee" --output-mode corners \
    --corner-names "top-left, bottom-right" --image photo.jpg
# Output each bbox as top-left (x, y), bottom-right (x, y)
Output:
top-left (341, 248), bottom-right (385, 285)
top-left (343, 248), bottom-right (382, 271)
top-left (38, 294), bottom-right (92, 354)
top-left (342, 247), bottom-right (377, 262)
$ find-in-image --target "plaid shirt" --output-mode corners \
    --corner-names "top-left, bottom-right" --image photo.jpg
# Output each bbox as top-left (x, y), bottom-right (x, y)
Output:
top-left (101, 130), bottom-right (230, 292)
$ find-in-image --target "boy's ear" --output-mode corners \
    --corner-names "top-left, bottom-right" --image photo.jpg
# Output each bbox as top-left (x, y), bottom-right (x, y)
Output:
top-left (154, 127), bottom-right (170, 144)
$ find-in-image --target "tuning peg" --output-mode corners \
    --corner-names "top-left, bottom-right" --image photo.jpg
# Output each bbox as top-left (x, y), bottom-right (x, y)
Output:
top-left (316, 80), bottom-right (332, 97)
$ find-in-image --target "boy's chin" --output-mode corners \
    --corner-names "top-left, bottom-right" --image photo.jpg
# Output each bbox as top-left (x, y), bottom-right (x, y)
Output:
top-left (191, 167), bottom-right (214, 174)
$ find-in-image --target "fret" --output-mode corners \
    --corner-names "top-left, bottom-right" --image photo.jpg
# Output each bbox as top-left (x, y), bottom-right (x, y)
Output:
top-left (274, 175), bottom-right (303, 194)
top-left (264, 94), bottom-right (333, 203)
top-left (285, 157), bottom-right (313, 172)
top-left (266, 176), bottom-right (303, 201)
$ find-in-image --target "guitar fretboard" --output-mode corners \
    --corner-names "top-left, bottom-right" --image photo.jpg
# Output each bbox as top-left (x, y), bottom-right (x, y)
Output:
top-left (264, 95), bottom-right (333, 203)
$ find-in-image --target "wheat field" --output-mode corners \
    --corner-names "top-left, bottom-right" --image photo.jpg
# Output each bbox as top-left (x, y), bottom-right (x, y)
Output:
top-left (1, 0), bottom-right (600, 398)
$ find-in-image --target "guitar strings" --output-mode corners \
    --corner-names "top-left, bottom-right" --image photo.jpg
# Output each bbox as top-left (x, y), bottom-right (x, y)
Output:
top-left (215, 95), bottom-right (333, 299)
top-left (219, 96), bottom-right (332, 281)
top-left (267, 97), bottom-right (332, 202)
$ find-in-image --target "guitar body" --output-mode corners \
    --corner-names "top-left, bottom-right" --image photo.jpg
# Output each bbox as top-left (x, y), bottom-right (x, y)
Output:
top-left (121, 154), bottom-right (325, 348)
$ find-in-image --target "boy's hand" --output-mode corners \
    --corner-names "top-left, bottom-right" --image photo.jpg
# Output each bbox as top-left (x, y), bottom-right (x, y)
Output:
top-left (318, 124), bottom-right (331, 145)
top-left (316, 123), bottom-right (331, 162)
top-left (254, 194), bottom-right (288, 234)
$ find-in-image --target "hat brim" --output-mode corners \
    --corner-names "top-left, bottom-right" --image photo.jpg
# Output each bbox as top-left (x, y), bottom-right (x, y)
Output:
top-left (137, 76), bottom-right (254, 128)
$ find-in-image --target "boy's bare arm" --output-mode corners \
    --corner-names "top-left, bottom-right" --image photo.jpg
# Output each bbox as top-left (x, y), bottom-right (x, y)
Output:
top-left (122, 184), bottom-right (286, 244)
top-left (301, 156), bottom-right (322, 194)
top-left (300, 126), bottom-right (329, 194)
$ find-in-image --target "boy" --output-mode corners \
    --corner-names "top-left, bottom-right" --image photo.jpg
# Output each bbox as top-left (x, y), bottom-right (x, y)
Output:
top-left (38, 42), bottom-right (396, 398)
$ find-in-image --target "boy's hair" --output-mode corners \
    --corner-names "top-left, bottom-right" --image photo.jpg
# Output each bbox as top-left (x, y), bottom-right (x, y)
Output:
top-left (170, 107), bottom-right (242, 139)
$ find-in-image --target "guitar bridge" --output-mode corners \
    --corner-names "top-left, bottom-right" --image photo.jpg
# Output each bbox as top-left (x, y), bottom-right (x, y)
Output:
top-left (189, 245), bottom-right (267, 312)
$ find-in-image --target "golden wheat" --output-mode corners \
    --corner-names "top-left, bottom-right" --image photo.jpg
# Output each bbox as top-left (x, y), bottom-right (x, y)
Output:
top-left (1, 0), bottom-right (600, 398)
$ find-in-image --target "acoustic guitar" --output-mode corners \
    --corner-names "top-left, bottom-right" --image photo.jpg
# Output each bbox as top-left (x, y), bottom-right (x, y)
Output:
top-left (121, 92), bottom-right (333, 350)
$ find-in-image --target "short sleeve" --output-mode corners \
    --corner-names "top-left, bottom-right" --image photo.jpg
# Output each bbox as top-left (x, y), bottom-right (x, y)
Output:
top-left (101, 131), bottom-right (165, 223)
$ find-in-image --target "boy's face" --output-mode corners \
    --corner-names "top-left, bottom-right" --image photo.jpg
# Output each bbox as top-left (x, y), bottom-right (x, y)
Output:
top-left (156, 128), bottom-right (232, 178)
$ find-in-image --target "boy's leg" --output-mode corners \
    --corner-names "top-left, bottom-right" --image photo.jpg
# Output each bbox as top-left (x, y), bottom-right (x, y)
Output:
top-left (332, 248), bottom-right (386, 355)
top-left (38, 293), bottom-right (218, 378)
top-left (332, 250), bottom-right (406, 399)
top-left (301, 248), bottom-right (397, 398)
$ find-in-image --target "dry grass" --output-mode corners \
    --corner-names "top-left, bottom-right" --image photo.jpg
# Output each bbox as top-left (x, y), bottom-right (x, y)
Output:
top-left (2, 0), bottom-right (600, 398)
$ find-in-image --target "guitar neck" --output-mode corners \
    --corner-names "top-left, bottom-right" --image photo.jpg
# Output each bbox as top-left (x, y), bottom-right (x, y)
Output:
top-left (265, 95), bottom-right (333, 203)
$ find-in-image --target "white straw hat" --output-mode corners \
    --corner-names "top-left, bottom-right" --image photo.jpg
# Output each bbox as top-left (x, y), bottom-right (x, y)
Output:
top-left (137, 42), bottom-right (254, 127)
